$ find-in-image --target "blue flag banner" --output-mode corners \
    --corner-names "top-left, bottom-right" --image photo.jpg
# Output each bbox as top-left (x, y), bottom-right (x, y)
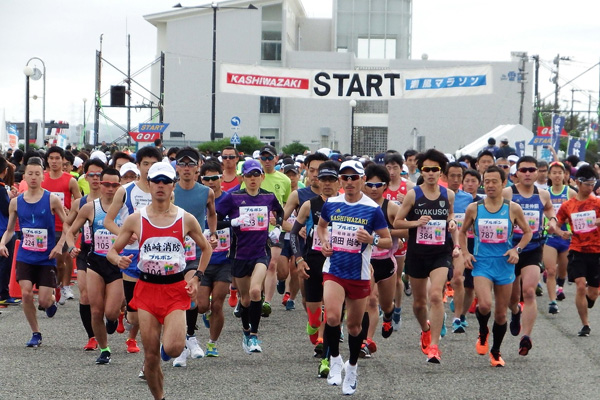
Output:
top-left (515, 140), bottom-right (525, 157)
top-left (552, 115), bottom-right (566, 151)
top-left (567, 137), bottom-right (587, 158)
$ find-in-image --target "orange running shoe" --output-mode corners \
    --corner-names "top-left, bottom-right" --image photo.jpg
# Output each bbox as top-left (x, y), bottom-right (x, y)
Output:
top-left (490, 350), bottom-right (505, 367)
top-left (126, 338), bottom-right (140, 353)
top-left (476, 332), bottom-right (489, 355)
top-left (445, 281), bottom-right (454, 298)
top-left (116, 311), bottom-right (125, 334)
top-left (84, 337), bottom-right (98, 351)
top-left (228, 289), bottom-right (238, 308)
top-left (427, 344), bottom-right (441, 363)
top-left (469, 297), bottom-right (478, 314)
top-left (420, 327), bottom-right (432, 354)
top-left (365, 337), bottom-right (377, 353)
top-left (282, 292), bottom-right (291, 306)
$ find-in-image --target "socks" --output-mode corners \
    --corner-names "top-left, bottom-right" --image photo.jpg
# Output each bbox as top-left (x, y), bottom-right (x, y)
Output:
top-left (491, 322), bottom-right (507, 353)
top-left (348, 333), bottom-right (362, 365)
top-left (79, 303), bottom-right (94, 338)
top-left (186, 307), bottom-right (199, 337)
top-left (240, 304), bottom-right (250, 331)
top-left (324, 323), bottom-right (341, 358)
top-left (249, 300), bottom-right (262, 334)
top-left (475, 308), bottom-right (491, 336)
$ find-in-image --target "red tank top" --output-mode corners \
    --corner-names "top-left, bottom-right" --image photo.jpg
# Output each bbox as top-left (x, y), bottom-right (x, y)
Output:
top-left (138, 207), bottom-right (187, 275)
top-left (383, 180), bottom-right (407, 204)
top-left (42, 171), bottom-right (73, 231)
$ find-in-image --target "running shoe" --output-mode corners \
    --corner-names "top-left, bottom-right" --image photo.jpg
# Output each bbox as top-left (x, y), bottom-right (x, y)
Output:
top-left (0, 297), bottom-right (21, 306)
top-left (26, 332), bottom-right (42, 348)
top-left (510, 303), bottom-right (522, 336)
top-left (45, 302), bottom-right (58, 318)
top-left (160, 344), bottom-right (172, 361)
top-left (578, 325), bottom-right (591, 337)
top-left (402, 274), bottom-right (412, 296)
top-left (586, 294), bottom-right (596, 309)
top-left (126, 338), bottom-right (140, 353)
top-left (392, 307), bottom-right (402, 331)
top-left (426, 344), bottom-right (441, 364)
top-left (63, 285), bottom-right (75, 300)
top-left (548, 301), bottom-right (559, 314)
top-left (106, 318), bottom-right (118, 335)
top-left (359, 343), bottom-right (371, 359)
top-left (277, 280), bottom-right (286, 295)
top-left (307, 322), bottom-right (319, 345)
top-left (490, 350), bottom-right (505, 367)
top-left (138, 363), bottom-right (146, 380)
top-left (173, 347), bottom-right (189, 367)
top-left (117, 312), bottom-right (125, 334)
top-left (420, 327), bottom-right (431, 354)
top-left (228, 289), bottom-right (238, 308)
top-left (281, 292), bottom-right (290, 305)
top-left (318, 358), bottom-right (330, 378)
top-left (206, 342), bottom-right (219, 357)
top-left (327, 355), bottom-right (344, 386)
top-left (519, 335), bottom-right (532, 356)
top-left (342, 361), bottom-right (358, 395)
top-left (365, 337), bottom-right (377, 353)
top-left (202, 312), bottom-right (211, 329)
top-left (468, 298), bottom-right (478, 314)
top-left (242, 333), bottom-right (252, 354)
top-left (449, 297), bottom-right (455, 313)
top-left (187, 335), bottom-right (204, 358)
top-left (460, 315), bottom-right (469, 328)
top-left (535, 283), bottom-right (543, 297)
top-left (440, 313), bottom-right (447, 338)
top-left (84, 337), bottom-right (99, 351)
top-left (248, 335), bottom-right (262, 353)
top-left (445, 281), bottom-right (454, 298)
top-left (233, 301), bottom-right (241, 318)
top-left (58, 286), bottom-right (66, 305)
top-left (452, 318), bottom-right (465, 334)
top-left (313, 338), bottom-right (324, 357)
top-left (96, 350), bottom-right (111, 365)
top-left (382, 320), bottom-right (393, 339)
top-left (476, 332), bottom-right (489, 355)
top-left (556, 288), bottom-right (566, 301)
top-left (285, 299), bottom-right (295, 311)
top-left (261, 301), bottom-right (272, 318)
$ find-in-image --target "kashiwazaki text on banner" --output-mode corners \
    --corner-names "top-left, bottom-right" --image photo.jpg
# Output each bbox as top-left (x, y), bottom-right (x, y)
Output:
top-left (219, 63), bottom-right (493, 100)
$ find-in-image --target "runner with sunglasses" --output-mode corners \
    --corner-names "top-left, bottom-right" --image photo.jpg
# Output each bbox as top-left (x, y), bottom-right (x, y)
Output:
top-left (394, 148), bottom-right (459, 364)
top-left (171, 147), bottom-right (218, 367)
top-left (66, 168), bottom-right (124, 365)
top-left (220, 146), bottom-right (241, 192)
top-left (555, 165), bottom-right (600, 337)
top-left (543, 161), bottom-right (575, 314)
top-left (216, 159), bottom-right (284, 354)
top-left (316, 160), bottom-right (391, 395)
top-left (502, 156), bottom-right (557, 356)
top-left (108, 162), bottom-right (212, 400)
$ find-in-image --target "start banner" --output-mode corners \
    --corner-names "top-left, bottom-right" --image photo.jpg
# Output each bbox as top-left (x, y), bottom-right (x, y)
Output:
top-left (219, 63), bottom-right (492, 100)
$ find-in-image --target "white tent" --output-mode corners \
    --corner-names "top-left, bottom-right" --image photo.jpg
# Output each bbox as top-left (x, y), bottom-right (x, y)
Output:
top-left (455, 124), bottom-right (536, 159)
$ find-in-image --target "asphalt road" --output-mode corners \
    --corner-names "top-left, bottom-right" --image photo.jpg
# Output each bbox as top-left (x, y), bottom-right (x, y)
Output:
top-left (0, 280), bottom-right (598, 400)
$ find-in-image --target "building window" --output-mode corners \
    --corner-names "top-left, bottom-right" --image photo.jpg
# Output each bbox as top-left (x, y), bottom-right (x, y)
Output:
top-left (352, 127), bottom-right (387, 155)
top-left (260, 127), bottom-right (279, 147)
top-left (357, 38), bottom-right (396, 59)
top-left (260, 96), bottom-right (280, 114)
top-left (262, 4), bottom-right (282, 61)
top-left (355, 100), bottom-right (388, 114)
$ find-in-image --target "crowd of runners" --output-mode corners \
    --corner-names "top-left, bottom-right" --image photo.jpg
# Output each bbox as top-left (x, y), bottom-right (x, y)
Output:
top-left (1, 140), bottom-right (600, 398)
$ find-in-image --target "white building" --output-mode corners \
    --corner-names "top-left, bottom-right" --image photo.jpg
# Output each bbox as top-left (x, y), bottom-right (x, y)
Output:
top-left (145, 0), bottom-right (533, 154)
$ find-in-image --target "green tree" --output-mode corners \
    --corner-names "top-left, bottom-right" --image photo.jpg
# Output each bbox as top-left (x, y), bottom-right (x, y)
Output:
top-left (282, 141), bottom-right (308, 156)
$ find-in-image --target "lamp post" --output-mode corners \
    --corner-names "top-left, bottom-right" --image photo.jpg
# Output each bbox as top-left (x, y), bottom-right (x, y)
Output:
top-left (349, 99), bottom-right (357, 155)
top-left (25, 57), bottom-right (46, 141)
top-left (82, 98), bottom-right (87, 147)
top-left (173, 2), bottom-right (257, 142)
top-left (23, 66), bottom-right (34, 153)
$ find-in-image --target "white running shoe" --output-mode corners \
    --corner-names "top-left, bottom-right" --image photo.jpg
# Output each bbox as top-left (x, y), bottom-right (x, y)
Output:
top-left (63, 286), bottom-right (75, 300)
top-left (342, 361), bottom-right (358, 395)
top-left (327, 355), bottom-right (344, 386)
top-left (186, 335), bottom-right (204, 359)
top-left (58, 287), bottom-right (67, 305)
top-left (172, 347), bottom-right (189, 367)
top-left (248, 336), bottom-right (262, 353)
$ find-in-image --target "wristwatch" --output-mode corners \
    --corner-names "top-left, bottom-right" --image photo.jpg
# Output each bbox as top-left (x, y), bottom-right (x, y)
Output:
top-left (372, 234), bottom-right (380, 247)
top-left (515, 247), bottom-right (523, 254)
top-left (194, 270), bottom-right (204, 280)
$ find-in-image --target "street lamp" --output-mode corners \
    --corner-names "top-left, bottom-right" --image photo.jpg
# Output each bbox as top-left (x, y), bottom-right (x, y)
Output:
top-left (173, 2), bottom-right (257, 142)
top-left (23, 66), bottom-right (34, 153)
top-left (25, 57), bottom-right (46, 144)
top-left (82, 98), bottom-right (87, 147)
top-left (349, 99), bottom-right (357, 155)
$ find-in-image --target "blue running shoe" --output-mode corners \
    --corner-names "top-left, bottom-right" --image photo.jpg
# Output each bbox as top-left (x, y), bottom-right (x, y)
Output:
top-left (285, 299), bottom-right (295, 311)
top-left (96, 350), bottom-right (111, 365)
top-left (202, 313), bottom-right (211, 329)
top-left (277, 280), bottom-right (285, 295)
top-left (26, 332), bottom-right (42, 347)
top-left (392, 307), bottom-right (402, 331)
top-left (460, 315), bottom-right (469, 328)
top-left (440, 313), bottom-right (447, 338)
top-left (452, 318), bottom-right (465, 333)
top-left (160, 344), bottom-right (171, 362)
top-left (248, 335), bottom-right (262, 353)
top-left (45, 303), bottom-right (58, 318)
top-left (206, 342), bottom-right (219, 357)
top-left (449, 298), bottom-right (455, 313)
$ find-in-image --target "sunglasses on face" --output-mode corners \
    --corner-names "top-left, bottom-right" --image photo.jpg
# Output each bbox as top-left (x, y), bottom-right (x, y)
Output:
top-left (169, 157), bottom-right (176, 161)
top-left (498, 164), bottom-right (510, 169)
top-left (149, 177), bottom-right (175, 185)
top-left (365, 182), bottom-right (385, 189)
top-left (260, 155), bottom-right (275, 161)
top-left (87, 172), bottom-right (102, 178)
top-left (518, 167), bottom-right (537, 173)
top-left (201, 175), bottom-right (222, 182)
top-left (340, 174), bottom-right (361, 182)
top-left (221, 155), bottom-right (237, 160)
top-left (421, 166), bottom-right (441, 173)
top-left (577, 178), bottom-right (597, 186)
top-left (100, 181), bottom-right (120, 188)
top-left (244, 171), bottom-right (262, 178)
top-left (177, 161), bottom-right (198, 168)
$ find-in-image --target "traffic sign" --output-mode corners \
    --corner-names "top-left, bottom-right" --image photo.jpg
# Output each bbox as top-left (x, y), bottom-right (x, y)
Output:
top-left (231, 133), bottom-right (241, 145)
top-left (231, 116), bottom-right (241, 126)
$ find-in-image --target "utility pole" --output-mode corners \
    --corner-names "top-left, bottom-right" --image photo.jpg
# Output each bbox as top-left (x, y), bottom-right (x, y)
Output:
top-left (532, 55), bottom-right (540, 132)
top-left (518, 53), bottom-right (528, 125)
top-left (553, 54), bottom-right (560, 114)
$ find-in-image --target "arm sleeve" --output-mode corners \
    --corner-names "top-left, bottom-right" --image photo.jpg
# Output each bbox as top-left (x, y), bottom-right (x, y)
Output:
top-left (289, 220), bottom-right (304, 258)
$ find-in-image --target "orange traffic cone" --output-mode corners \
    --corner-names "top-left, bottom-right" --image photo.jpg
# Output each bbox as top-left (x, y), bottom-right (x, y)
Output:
top-left (8, 239), bottom-right (21, 299)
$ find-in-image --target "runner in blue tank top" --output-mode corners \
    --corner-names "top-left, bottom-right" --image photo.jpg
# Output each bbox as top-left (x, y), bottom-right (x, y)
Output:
top-left (461, 165), bottom-right (531, 367)
top-left (502, 155), bottom-right (558, 357)
top-left (0, 157), bottom-right (69, 348)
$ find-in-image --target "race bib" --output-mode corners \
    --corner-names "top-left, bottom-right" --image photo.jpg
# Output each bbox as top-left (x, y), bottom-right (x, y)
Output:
top-left (284, 213), bottom-right (297, 240)
top-left (571, 210), bottom-right (597, 233)
top-left (202, 229), bottom-right (231, 253)
top-left (140, 253), bottom-right (183, 275)
top-left (455, 213), bottom-right (475, 239)
top-left (51, 192), bottom-right (65, 206)
top-left (22, 228), bottom-right (48, 252)
top-left (416, 220), bottom-right (446, 245)
top-left (94, 228), bottom-right (116, 254)
top-left (83, 222), bottom-right (92, 244)
top-left (331, 222), bottom-right (361, 253)
top-left (513, 210), bottom-right (539, 234)
top-left (477, 218), bottom-right (509, 243)
top-left (311, 226), bottom-right (331, 251)
top-left (239, 206), bottom-right (269, 232)
top-left (184, 236), bottom-right (197, 261)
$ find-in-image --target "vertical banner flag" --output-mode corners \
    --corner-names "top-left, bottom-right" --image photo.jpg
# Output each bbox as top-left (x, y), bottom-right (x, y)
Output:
top-left (567, 137), bottom-right (587, 158)
top-left (551, 115), bottom-right (566, 151)
top-left (514, 140), bottom-right (525, 157)
top-left (7, 124), bottom-right (19, 150)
